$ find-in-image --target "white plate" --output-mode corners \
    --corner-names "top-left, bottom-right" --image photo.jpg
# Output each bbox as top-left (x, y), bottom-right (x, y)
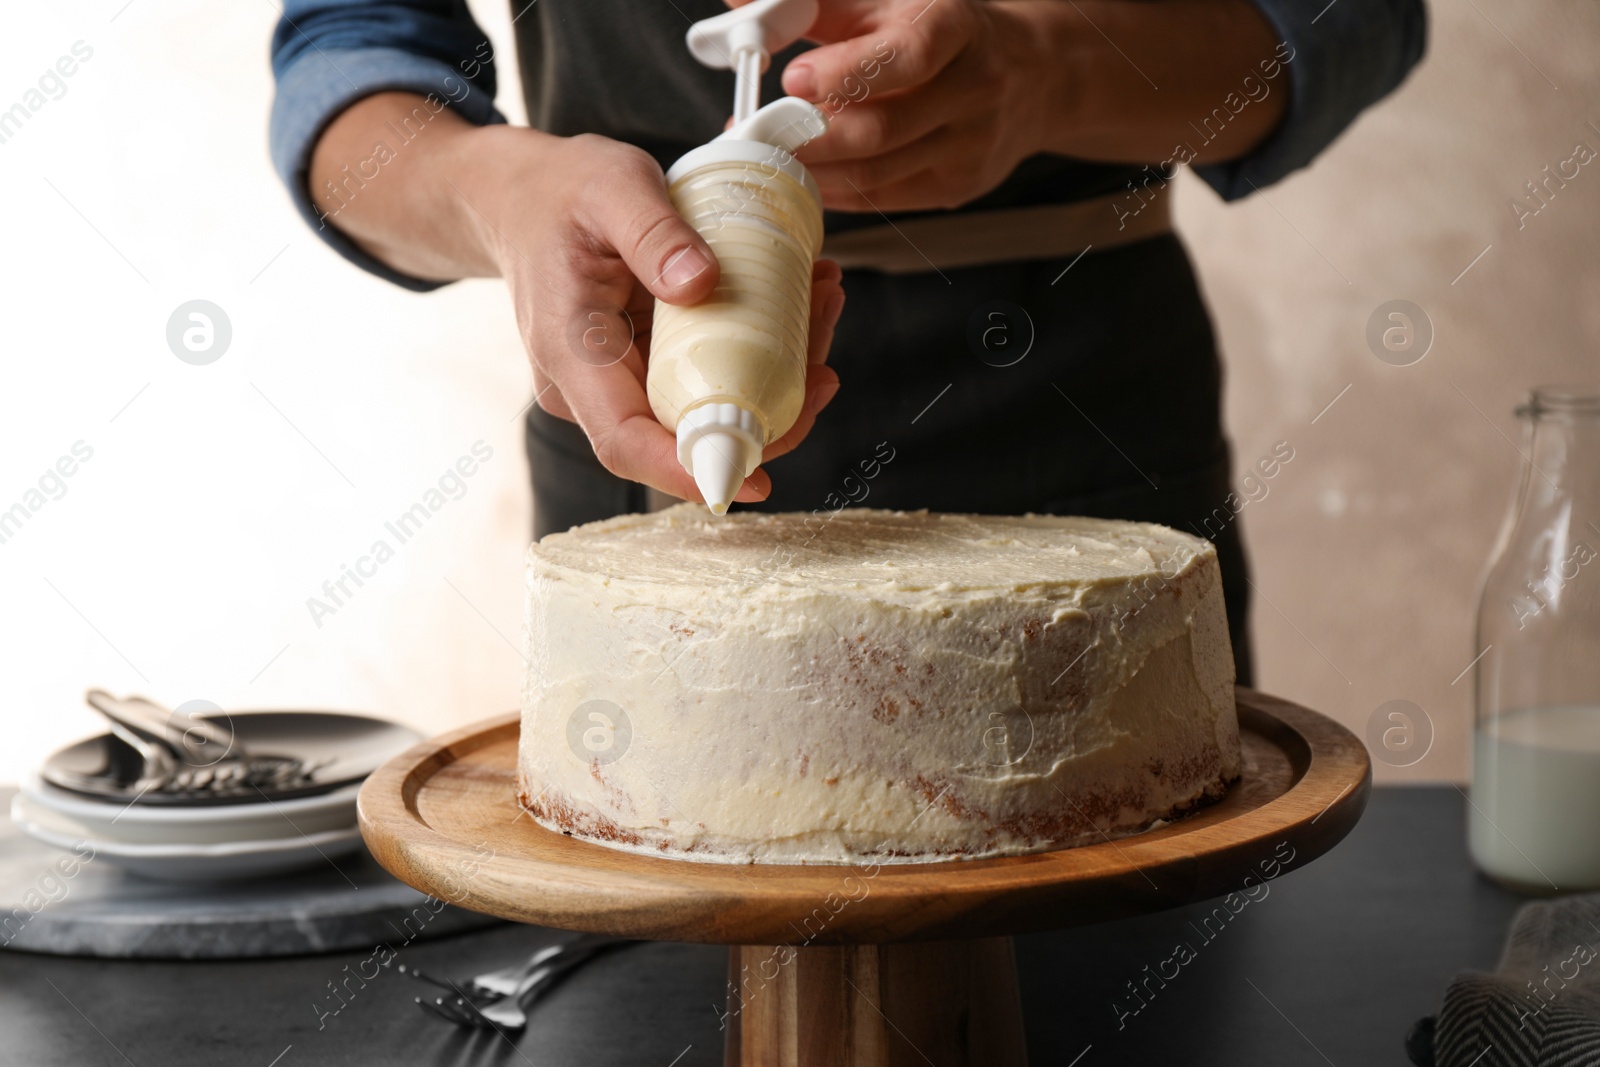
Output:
top-left (19, 773), bottom-right (359, 845)
top-left (10, 796), bottom-right (364, 882)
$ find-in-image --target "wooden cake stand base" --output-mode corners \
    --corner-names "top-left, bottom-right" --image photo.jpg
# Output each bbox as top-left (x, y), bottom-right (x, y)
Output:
top-left (359, 688), bottom-right (1369, 1066)
top-left (721, 937), bottom-right (1030, 1066)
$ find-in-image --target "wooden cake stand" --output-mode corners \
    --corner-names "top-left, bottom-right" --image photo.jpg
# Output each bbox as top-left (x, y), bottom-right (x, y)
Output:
top-left (359, 688), bottom-right (1369, 1066)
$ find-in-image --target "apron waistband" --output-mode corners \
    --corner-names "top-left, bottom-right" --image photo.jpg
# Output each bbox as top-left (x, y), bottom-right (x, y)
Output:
top-left (820, 188), bottom-right (1173, 274)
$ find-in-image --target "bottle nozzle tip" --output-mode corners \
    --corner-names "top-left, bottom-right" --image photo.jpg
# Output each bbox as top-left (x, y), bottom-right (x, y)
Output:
top-left (690, 433), bottom-right (749, 516)
top-left (677, 404), bottom-right (763, 518)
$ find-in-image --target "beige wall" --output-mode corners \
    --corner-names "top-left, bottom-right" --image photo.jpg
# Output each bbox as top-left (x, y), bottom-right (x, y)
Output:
top-left (1176, 0), bottom-right (1600, 782)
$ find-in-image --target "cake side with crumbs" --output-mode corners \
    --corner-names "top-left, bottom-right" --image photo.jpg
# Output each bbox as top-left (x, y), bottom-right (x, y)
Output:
top-left (516, 504), bottom-right (1240, 865)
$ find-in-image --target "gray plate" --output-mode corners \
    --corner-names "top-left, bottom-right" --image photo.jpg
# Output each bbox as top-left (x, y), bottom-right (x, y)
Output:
top-left (41, 711), bottom-right (421, 806)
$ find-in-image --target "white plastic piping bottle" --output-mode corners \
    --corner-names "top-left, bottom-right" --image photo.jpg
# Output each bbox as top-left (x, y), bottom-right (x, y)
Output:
top-left (646, 0), bottom-right (828, 515)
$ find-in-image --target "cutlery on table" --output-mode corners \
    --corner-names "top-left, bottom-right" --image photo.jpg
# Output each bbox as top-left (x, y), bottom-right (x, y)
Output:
top-left (403, 934), bottom-right (631, 1031)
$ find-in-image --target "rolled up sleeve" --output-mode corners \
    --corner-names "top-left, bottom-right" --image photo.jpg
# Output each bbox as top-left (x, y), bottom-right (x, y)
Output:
top-left (1193, 0), bottom-right (1427, 201)
top-left (268, 1), bottom-right (506, 290)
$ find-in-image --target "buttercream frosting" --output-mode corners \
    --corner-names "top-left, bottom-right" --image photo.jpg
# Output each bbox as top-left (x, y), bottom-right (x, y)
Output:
top-left (517, 504), bottom-right (1240, 864)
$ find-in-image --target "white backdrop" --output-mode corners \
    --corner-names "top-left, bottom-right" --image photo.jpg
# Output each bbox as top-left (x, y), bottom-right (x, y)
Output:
top-left (0, 0), bottom-right (535, 785)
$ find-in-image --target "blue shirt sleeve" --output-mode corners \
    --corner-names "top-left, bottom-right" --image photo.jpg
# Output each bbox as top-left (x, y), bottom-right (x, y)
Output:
top-left (268, 0), bottom-right (506, 291)
top-left (1193, 0), bottom-right (1427, 201)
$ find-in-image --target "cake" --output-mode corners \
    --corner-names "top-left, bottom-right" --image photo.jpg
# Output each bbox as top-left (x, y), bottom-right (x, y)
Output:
top-left (517, 504), bottom-right (1240, 864)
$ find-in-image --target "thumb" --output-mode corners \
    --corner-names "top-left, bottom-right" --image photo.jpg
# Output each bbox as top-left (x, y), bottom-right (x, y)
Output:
top-left (590, 160), bottom-right (720, 305)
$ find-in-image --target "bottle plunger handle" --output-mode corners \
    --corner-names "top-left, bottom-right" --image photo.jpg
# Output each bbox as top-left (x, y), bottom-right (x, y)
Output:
top-left (686, 0), bottom-right (820, 124)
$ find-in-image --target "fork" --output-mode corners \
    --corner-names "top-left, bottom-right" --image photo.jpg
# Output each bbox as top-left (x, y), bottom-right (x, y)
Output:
top-left (402, 933), bottom-right (613, 997)
top-left (405, 934), bottom-right (628, 1031)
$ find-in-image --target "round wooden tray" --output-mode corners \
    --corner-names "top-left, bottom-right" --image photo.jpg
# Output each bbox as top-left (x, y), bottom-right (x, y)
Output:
top-left (359, 688), bottom-right (1369, 946)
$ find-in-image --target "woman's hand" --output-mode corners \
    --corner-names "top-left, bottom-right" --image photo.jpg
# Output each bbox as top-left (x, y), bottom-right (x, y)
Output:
top-left (310, 95), bottom-right (846, 504)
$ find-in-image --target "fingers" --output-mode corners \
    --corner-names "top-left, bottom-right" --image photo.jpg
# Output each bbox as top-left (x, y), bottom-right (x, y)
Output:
top-left (738, 468), bottom-right (773, 501)
top-left (531, 334), bottom-right (692, 498)
top-left (817, 164), bottom-right (951, 213)
top-left (782, 4), bottom-right (973, 102)
top-left (552, 296), bottom-right (771, 505)
top-left (807, 259), bottom-right (847, 366)
top-left (530, 372), bottom-right (576, 422)
top-left (764, 259), bottom-right (847, 462)
top-left (586, 412), bottom-right (696, 499)
top-left (765, 365), bottom-right (841, 463)
top-left (796, 82), bottom-right (952, 167)
top-left (545, 314), bottom-right (758, 505)
top-left (552, 372), bottom-right (772, 506)
top-left (517, 282), bottom-right (700, 503)
top-left (808, 124), bottom-right (956, 204)
top-left (572, 138), bottom-right (720, 307)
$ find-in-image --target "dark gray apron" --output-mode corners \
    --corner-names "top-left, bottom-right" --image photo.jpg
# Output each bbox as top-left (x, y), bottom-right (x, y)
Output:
top-left (514, 3), bottom-right (1254, 683)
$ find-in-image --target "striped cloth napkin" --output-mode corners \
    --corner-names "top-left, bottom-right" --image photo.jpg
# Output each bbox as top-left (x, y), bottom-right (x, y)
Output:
top-left (1409, 895), bottom-right (1600, 1066)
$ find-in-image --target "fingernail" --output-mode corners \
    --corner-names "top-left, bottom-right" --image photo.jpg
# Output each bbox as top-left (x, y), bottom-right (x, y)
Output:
top-left (661, 245), bottom-right (712, 290)
top-left (826, 290), bottom-right (846, 323)
top-left (817, 378), bottom-right (841, 410)
top-left (785, 64), bottom-right (818, 100)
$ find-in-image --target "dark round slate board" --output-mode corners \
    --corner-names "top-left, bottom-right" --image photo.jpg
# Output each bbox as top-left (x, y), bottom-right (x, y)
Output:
top-left (0, 787), bottom-right (500, 959)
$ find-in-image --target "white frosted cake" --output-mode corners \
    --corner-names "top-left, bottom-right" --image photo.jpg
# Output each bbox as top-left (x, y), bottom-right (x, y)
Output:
top-left (517, 504), bottom-right (1240, 864)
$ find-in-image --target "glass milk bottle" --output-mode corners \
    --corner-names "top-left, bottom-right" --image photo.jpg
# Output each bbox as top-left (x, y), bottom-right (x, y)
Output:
top-left (1470, 387), bottom-right (1600, 891)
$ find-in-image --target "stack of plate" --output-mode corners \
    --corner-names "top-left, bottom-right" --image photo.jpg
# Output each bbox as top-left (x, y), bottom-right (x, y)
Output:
top-left (11, 703), bottom-right (421, 883)
top-left (12, 777), bottom-right (367, 881)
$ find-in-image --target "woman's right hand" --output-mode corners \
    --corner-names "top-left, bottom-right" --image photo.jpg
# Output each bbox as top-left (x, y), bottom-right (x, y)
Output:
top-left (310, 93), bottom-right (846, 504)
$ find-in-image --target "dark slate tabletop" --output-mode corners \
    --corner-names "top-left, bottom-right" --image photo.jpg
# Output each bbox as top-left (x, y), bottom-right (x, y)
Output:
top-left (0, 786), bottom-right (1529, 1066)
